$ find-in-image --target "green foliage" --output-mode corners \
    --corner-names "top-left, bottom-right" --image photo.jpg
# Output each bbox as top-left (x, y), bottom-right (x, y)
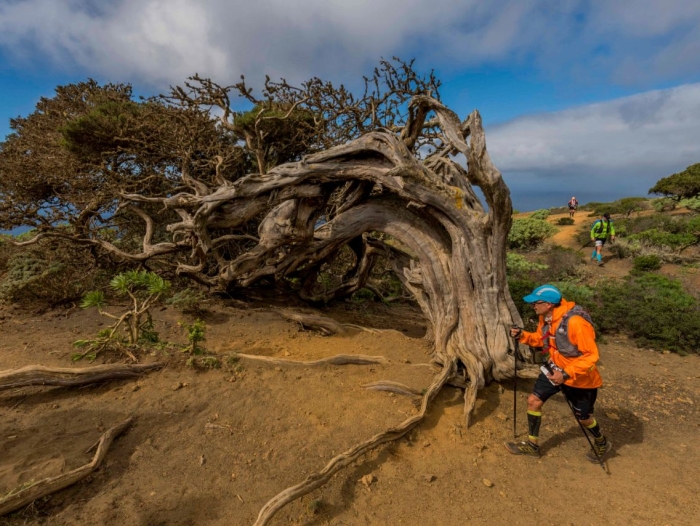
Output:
top-left (0, 236), bottom-right (110, 306)
top-left (593, 274), bottom-right (700, 353)
top-left (75, 270), bottom-right (171, 360)
top-left (529, 209), bottom-right (550, 220)
top-left (166, 288), bottom-right (208, 313)
top-left (652, 198), bottom-right (676, 212)
top-left (628, 229), bottom-right (697, 252)
top-left (557, 217), bottom-right (575, 225)
top-left (506, 253), bottom-right (548, 276)
top-left (59, 100), bottom-right (143, 160)
top-left (186, 355), bottom-right (220, 370)
top-left (110, 269), bottom-right (170, 296)
top-left (649, 163), bottom-right (700, 200)
top-left (182, 318), bottom-right (206, 354)
top-left (508, 218), bottom-right (558, 249)
top-left (589, 197), bottom-right (649, 217)
top-left (678, 196), bottom-right (700, 212)
top-left (633, 255), bottom-right (662, 272)
top-left (80, 290), bottom-right (106, 309)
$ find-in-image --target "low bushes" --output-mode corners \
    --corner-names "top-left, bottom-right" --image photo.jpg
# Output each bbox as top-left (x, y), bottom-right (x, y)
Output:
top-left (594, 273), bottom-right (700, 354)
top-left (508, 218), bottom-right (558, 249)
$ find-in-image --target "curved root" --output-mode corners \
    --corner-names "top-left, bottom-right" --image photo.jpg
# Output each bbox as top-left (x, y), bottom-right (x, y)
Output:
top-left (361, 380), bottom-right (422, 399)
top-left (274, 309), bottom-right (346, 335)
top-left (0, 417), bottom-right (133, 516)
top-left (236, 354), bottom-right (389, 366)
top-left (0, 363), bottom-right (163, 392)
top-left (253, 359), bottom-right (455, 526)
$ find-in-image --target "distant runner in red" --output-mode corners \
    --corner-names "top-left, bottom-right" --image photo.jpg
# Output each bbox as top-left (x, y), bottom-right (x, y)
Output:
top-left (568, 196), bottom-right (579, 218)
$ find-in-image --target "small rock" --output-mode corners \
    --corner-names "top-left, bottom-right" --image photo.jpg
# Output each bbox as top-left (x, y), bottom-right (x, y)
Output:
top-left (498, 385), bottom-right (505, 394)
top-left (482, 479), bottom-right (494, 488)
top-left (423, 441), bottom-right (431, 447)
top-left (662, 350), bottom-right (671, 355)
top-left (605, 412), bottom-right (620, 420)
top-left (283, 351), bottom-right (291, 357)
top-left (499, 491), bottom-right (506, 498)
top-left (199, 455), bottom-right (206, 466)
top-left (423, 474), bottom-right (436, 483)
top-left (496, 413), bottom-right (509, 422)
top-left (361, 474), bottom-right (376, 487)
top-left (173, 382), bottom-right (183, 391)
top-left (274, 367), bottom-right (282, 372)
top-left (52, 404), bottom-right (59, 409)
top-left (132, 385), bottom-right (140, 392)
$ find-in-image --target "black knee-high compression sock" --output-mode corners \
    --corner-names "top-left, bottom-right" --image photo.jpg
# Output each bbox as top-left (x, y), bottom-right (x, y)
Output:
top-left (527, 410), bottom-right (542, 443)
top-left (586, 419), bottom-right (607, 444)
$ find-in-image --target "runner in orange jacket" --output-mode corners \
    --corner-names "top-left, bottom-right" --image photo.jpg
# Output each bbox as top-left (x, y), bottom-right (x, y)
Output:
top-left (505, 284), bottom-right (612, 462)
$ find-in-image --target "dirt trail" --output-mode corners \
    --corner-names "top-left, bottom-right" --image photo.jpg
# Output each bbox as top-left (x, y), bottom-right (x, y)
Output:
top-left (1, 222), bottom-right (699, 525)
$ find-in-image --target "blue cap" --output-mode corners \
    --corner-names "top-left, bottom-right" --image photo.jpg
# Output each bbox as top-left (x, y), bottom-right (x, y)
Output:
top-left (523, 284), bottom-right (562, 304)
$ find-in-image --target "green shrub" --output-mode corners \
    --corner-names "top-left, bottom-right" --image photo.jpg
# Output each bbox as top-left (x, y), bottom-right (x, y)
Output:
top-left (507, 277), bottom-right (537, 330)
top-left (0, 237), bottom-right (110, 306)
top-left (554, 282), bottom-right (596, 313)
top-left (556, 217), bottom-right (575, 226)
top-left (679, 197), bottom-right (700, 212)
top-left (589, 197), bottom-right (650, 217)
top-left (529, 209), bottom-right (550, 220)
top-left (652, 198), bottom-right (676, 212)
top-left (75, 270), bottom-right (171, 361)
top-left (508, 218), bottom-right (558, 249)
top-left (593, 274), bottom-right (700, 353)
top-left (506, 253), bottom-right (548, 277)
top-left (534, 246), bottom-right (587, 282)
top-left (629, 229), bottom-right (697, 252)
top-left (181, 318), bottom-right (206, 354)
top-left (633, 255), bottom-right (662, 272)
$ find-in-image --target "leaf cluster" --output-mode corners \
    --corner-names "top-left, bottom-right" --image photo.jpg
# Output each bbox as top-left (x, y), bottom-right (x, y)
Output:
top-left (508, 218), bottom-right (558, 249)
top-left (649, 163), bottom-right (700, 200)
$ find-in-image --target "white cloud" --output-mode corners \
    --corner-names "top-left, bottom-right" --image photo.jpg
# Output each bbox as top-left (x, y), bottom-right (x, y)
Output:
top-left (487, 83), bottom-right (700, 173)
top-left (486, 83), bottom-right (700, 207)
top-left (1, 0), bottom-right (700, 89)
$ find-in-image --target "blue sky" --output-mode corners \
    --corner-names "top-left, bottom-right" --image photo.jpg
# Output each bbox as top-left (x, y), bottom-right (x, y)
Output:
top-left (1, 0), bottom-right (700, 211)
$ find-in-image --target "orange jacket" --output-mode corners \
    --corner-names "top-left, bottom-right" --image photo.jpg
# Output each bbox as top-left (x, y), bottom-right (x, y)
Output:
top-left (519, 299), bottom-right (602, 389)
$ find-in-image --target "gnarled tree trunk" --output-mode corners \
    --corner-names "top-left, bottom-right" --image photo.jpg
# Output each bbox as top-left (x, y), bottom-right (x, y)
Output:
top-left (123, 96), bottom-right (526, 422)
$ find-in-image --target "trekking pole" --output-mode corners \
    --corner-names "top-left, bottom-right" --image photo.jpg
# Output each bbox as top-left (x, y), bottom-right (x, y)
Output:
top-left (576, 239), bottom-right (593, 253)
top-left (562, 395), bottom-right (607, 472)
top-left (511, 326), bottom-right (521, 438)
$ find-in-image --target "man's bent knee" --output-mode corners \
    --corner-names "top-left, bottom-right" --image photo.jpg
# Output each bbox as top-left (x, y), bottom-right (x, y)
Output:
top-left (527, 394), bottom-right (543, 411)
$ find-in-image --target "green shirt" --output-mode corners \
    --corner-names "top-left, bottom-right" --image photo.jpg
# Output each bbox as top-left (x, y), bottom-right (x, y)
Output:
top-left (590, 219), bottom-right (615, 240)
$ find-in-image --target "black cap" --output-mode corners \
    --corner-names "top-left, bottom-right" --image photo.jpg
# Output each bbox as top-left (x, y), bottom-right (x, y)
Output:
top-left (603, 212), bottom-right (611, 219)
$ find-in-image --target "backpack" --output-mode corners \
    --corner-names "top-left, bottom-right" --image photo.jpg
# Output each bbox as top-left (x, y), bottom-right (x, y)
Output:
top-left (593, 219), bottom-right (611, 236)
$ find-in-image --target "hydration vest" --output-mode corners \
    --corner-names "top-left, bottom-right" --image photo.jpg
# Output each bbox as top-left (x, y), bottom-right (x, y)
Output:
top-left (541, 305), bottom-right (594, 358)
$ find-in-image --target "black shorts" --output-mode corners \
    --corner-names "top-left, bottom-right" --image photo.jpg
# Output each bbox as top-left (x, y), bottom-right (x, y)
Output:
top-left (532, 372), bottom-right (598, 420)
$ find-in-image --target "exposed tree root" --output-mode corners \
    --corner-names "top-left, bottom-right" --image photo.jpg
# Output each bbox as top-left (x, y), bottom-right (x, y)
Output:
top-left (253, 360), bottom-right (455, 526)
top-left (274, 309), bottom-right (346, 335)
top-left (236, 354), bottom-right (389, 367)
top-left (0, 363), bottom-right (163, 392)
top-left (361, 380), bottom-right (422, 399)
top-left (0, 417), bottom-right (133, 517)
top-left (342, 324), bottom-right (381, 334)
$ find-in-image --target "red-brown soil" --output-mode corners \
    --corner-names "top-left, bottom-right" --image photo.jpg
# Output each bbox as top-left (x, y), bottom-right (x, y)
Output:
top-left (1, 298), bottom-right (699, 526)
top-left (2, 211), bottom-right (700, 525)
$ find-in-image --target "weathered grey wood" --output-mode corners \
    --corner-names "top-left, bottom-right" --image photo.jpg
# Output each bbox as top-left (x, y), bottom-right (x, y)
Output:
top-left (0, 363), bottom-right (163, 391)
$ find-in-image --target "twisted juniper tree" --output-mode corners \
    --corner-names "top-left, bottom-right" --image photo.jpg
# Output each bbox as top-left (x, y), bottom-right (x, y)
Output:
top-left (1, 59), bottom-right (531, 523)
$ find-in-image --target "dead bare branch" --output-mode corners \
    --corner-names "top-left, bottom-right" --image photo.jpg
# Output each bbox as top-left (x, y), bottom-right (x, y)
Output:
top-left (0, 417), bottom-right (133, 517)
top-left (0, 363), bottom-right (163, 391)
